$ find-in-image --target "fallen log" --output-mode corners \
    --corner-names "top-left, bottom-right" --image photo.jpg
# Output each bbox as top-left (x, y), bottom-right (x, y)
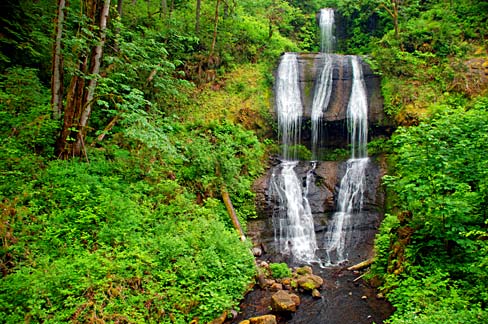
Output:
top-left (347, 258), bottom-right (374, 271)
top-left (221, 186), bottom-right (246, 241)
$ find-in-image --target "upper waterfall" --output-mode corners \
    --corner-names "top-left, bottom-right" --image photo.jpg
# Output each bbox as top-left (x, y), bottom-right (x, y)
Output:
top-left (311, 55), bottom-right (334, 159)
top-left (275, 52), bottom-right (302, 160)
top-left (348, 56), bottom-right (369, 159)
top-left (319, 8), bottom-right (335, 53)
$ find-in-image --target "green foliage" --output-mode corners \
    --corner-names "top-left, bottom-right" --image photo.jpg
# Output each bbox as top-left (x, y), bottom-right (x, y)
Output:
top-left (0, 67), bottom-right (57, 196)
top-left (386, 269), bottom-right (488, 324)
top-left (269, 262), bottom-right (292, 279)
top-left (374, 95), bottom-right (488, 322)
top-left (0, 0), bottom-right (54, 78)
top-left (367, 137), bottom-right (391, 155)
top-left (0, 157), bottom-right (257, 323)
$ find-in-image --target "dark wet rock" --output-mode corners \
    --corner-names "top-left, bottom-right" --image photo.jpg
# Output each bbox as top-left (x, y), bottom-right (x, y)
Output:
top-left (294, 54), bottom-right (384, 124)
top-left (249, 156), bottom-right (386, 264)
top-left (271, 54), bottom-right (393, 150)
top-left (271, 290), bottom-right (301, 313)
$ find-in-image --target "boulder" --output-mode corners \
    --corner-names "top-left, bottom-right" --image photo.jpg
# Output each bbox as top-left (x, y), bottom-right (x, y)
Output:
top-left (295, 266), bottom-right (313, 275)
top-left (270, 282), bottom-right (283, 291)
top-left (271, 290), bottom-right (300, 313)
top-left (296, 273), bottom-right (324, 291)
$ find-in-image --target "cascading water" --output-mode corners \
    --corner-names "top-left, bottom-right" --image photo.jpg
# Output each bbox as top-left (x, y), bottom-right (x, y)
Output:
top-left (319, 8), bottom-right (335, 53)
top-left (232, 8), bottom-right (393, 324)
top-left (270, 53), bottom-right (319, 263)
top-left (270, 9), bottom-right (371, 266)
top-left (348, 56), bottom-right (369, 159)
top-left (270, 162), bottom-right (319, 262)
top-left (311, 9), bottom-right (335, 158)
top-left (275, 52), bottom-right (302, 161)
top-left (324, 56), bottom-right (369, 265)
top-left (311, 54), bottom-right (334, 158)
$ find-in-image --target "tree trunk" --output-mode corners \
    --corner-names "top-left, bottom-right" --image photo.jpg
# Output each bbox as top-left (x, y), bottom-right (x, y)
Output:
top-left (195, 0), bottom-right (201, 33)
top-left (392, 0), bottom-right (399, 41)
top-left (56, 0), bottom-right (111, 158)
top-left (51, 0), bottom-right (66, 120)
top-left (380, 0), bottom-right (400, 41)
top-left (160, 0), bottom-right (167, 18)
top-left (117, 0), bottom-right (123, 17)
top-left (209, 0), bottom-right (221, 58)
top-left (347, 258), bottom-right (374, 271)
top-left (74, 0), bottom-right (111, 156)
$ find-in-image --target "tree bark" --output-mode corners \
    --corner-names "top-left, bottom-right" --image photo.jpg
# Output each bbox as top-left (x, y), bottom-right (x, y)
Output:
top-left (56, 0), bottom-right (111, 158)
top-left (160, 0), bottom-right (167, 18)
top-left (117, 0), bottom-right (123, 17)
top-left (73, 0), bottom-right (111, 156)
top-left (379, 0), bottom-right (400, 41)
top-left (209, 0), bottom-right (221, 58)
top-left (51, 0), bottom-right (66, 120)
top-left (195, 0), bottom-right (201, 33)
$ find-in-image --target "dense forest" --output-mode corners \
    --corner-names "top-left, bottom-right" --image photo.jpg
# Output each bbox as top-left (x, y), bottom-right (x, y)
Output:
top-left (1, 0), bottom-right (487, 323)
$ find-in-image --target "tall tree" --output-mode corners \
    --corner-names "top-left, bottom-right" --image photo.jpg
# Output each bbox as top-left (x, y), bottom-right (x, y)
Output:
top-left (209, 0), bottom-right (221, 57)
top-left (378, 0), bottom-right (400, 40)
top-left (195, 0), bottom-right (202, 33)
top-left (55, 0), bottom-right (111, 158)
top-left (51, 0), bottom-right (66, 120)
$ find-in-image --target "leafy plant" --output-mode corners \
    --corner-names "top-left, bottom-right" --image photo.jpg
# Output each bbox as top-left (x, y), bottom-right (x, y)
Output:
top-left (269, 262), bottom-right (292, 279)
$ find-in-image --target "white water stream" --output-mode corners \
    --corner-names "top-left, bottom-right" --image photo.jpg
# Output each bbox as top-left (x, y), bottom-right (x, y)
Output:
top-left (325, 56), bottom-right (369, 265)
top-left (311, 9), bottom-right (336, 157)
top-left (275, 52), bottom-right (302, 161)
top-left (270, 161), bottom-right (319, 262)
top-left (319, 8), bottom-right (335, 53)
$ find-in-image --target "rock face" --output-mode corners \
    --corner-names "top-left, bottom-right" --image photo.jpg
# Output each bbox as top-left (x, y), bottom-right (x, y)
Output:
top-left (297, 54), bottom-right (384, 123)
top-left (250, 156), bottom-right (386, 265)
top-left (272, 53), bottom-right (392, 150)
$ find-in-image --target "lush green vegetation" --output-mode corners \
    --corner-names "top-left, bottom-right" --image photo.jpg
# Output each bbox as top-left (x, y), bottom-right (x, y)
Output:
top-left (328, 0), bottom-right (488, 323)
top-left (0, 0), bottom-right (329, 322)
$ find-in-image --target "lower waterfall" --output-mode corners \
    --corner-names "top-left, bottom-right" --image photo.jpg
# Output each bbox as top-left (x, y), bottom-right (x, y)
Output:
top-left (270, 161), bottom-right (319, 263)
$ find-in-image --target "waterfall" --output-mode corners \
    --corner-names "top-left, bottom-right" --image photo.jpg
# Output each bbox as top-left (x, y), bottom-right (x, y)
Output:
top-left (275, 53), bottom-right (302, 160)
top-left (324, 56), bottom-right (369, 265)
top-left (319, 8), bottom-right (335, 53)
top-left (312, 9), bottom-right (335, 158)
top-left (271, 52), bottom-right (318, 263)
top-left (271, 9), bottom-right (371, 266)
top-left (270, 162), bottom-right (319, 263)
top-left (348, 56), bottom-right (368, 159)
top-left (311, 53), bottom-right (334, 158)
